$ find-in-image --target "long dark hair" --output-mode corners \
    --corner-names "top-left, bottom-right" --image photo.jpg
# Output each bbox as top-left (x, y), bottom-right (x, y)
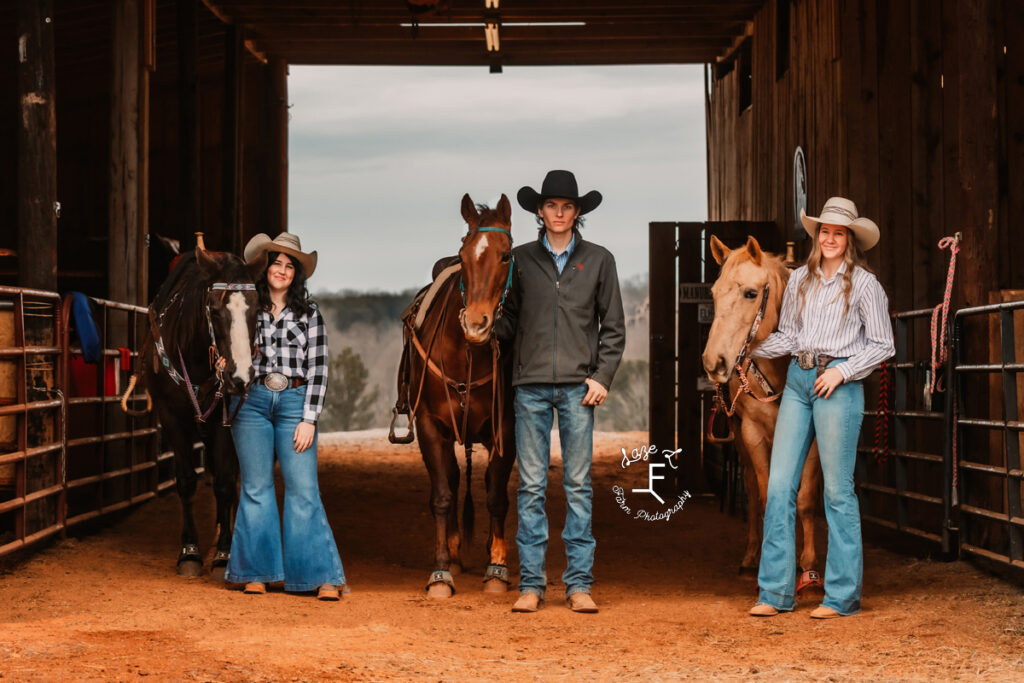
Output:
top-left (256, 251), bottom-right (314, 318)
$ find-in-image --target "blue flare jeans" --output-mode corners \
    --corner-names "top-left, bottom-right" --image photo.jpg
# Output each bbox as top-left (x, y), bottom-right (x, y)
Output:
top-left (758, 359), bottom-right (864, 615)
top-left (225, 383), bottom-right (345, 591)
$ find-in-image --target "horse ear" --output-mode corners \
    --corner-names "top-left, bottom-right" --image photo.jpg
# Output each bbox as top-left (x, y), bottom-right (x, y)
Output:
top-left (496, 194), bottom-right (511, 225)
top-left (709, 235), bottom-right (731, 265)
top-left (195, 246), bottom-right (219, 276)
top-left (461, 193), bottom-right (479, 225)
top-left (745, 236), bottom-right (763, 265)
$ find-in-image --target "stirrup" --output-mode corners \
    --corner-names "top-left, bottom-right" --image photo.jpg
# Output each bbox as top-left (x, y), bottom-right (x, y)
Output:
top-left (388, 407), bottom-right (415, 444)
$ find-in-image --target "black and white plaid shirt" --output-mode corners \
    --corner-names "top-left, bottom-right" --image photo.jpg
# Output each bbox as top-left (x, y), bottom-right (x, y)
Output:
top-left (255, 304), bottom-right (328, 423)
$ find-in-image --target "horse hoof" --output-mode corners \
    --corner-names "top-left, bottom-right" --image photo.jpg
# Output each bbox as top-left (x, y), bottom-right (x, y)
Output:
top-left (448, 563), bottom-right (463, 577)
top-left (427, 582), bottom-right (454, 599)
top-left (482, 578), bottom-right (508, 594)
top-left (738, 565), bottom-right (758, 577)
top-left (177, 560), bottom-right (203, 577)
top-left (209, 565), bottom-right (227, 582)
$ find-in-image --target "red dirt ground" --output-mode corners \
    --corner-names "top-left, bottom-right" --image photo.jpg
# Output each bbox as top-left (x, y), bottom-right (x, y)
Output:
top-left (1, 431), bottom-right (1023, 681)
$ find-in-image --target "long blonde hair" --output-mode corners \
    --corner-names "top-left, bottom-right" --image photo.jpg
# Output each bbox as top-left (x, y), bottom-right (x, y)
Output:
top-left (796, 225), bottom-right (872, 320)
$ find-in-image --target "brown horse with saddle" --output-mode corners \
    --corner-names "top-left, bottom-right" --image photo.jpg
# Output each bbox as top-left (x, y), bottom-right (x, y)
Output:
top-left (390, 194), bottom-right (517, 598)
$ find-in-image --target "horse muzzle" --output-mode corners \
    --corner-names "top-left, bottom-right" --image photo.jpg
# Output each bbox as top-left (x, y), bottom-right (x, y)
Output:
top-left (459, 309), bottom-right (493, 345)
top-left (702, 353), bottom-right (731, 384)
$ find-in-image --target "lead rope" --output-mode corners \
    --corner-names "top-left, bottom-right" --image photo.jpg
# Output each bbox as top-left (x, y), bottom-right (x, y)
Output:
top-left (928, 234), bottom-right (961, 502)
top-left (929, 234), bottom-right (961, 394)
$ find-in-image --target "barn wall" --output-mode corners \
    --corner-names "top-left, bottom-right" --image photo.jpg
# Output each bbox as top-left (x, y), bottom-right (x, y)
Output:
top-left (707, 0), bottom-right (1018, 312)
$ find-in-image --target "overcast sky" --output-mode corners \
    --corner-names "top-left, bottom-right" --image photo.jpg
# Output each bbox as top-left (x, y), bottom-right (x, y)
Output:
top-left (288, 64), bottom-right (707, 294)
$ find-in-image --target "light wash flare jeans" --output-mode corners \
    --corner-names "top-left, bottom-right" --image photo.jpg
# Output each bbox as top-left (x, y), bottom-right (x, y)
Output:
top-left (514, 382), bottom-right (595, 600)
top-left (225, 383), bottom-right (345, 592)
top-left (758, 359), bottom-right (864, 615)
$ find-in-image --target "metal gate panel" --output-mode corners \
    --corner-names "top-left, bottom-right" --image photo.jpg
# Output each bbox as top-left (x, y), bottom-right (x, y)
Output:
top-left (855, 308), bottom-right (954, 556)
top-left (952, 300), bottom-right (1024, 572)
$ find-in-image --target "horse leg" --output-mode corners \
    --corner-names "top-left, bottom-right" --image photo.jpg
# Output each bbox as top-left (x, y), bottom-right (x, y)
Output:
top-left (208, 423), bottom-right (239, 581)
top-left (446, 446), bottom-right (463, 576)
top-left (169, 417), bottom-right (203, 576)
top-left (796, 439), bottom-right (824, 595)
top-left (482, 432), bottom-right (516, 593)
top-left (736, 419), bottom-right (772, 576)
top-left (419, 417), bottom-right (458, 598)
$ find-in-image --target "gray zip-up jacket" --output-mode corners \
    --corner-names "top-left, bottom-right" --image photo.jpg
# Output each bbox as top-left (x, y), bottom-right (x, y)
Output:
top-left (495, 232), bottom-right (626, 389)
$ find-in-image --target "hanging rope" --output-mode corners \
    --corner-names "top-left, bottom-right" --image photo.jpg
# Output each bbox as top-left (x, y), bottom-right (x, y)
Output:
top-left (928, 234), bottom-right (961, 394)
top-left (873, 360), bottom-right (891, 463)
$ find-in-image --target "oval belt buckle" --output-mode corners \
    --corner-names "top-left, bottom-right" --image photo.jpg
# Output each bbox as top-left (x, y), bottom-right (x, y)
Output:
top-left (264, 372), bottom-right (289, 392)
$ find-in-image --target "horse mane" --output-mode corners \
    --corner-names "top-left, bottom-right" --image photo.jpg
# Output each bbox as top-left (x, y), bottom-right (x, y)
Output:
top-left (152, 250), bottom-right (249, 354)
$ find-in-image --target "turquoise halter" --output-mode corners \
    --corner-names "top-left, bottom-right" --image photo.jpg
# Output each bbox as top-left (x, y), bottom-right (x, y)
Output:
top-left (459, 226), bottom-right (515, 311)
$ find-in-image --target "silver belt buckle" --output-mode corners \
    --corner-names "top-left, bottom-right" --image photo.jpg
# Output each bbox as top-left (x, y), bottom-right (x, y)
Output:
top-left (263, 372), bottom-right (289, 392)
top-left (796, 351), bottom-right (815, 370)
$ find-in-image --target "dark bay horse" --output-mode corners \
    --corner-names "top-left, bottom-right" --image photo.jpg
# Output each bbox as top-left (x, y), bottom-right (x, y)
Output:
top-left (397, 194), bottom-right (517, 599)
top-left (702, 236), bottom-right (824, 594)
top-left (126, 247), bottom-right (259, 577)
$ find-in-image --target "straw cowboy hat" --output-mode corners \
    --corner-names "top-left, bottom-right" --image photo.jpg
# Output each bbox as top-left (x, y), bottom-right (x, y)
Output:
top-left (243, 232), bottom-right (318, 277)
top-left (800, 196), bottom-right (879, 251)
top-left (517, 170), bottom-right (603, 215)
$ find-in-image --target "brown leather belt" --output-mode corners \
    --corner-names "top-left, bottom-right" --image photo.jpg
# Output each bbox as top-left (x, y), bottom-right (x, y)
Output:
top-left (795, 351), bottom-right (837, 375)
top-left (261, 372), bottom-right (307, 391)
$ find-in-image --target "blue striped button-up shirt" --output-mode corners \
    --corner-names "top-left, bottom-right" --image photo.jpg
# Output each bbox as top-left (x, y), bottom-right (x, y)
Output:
top-left (753, 262), bottom-right (895, 382)
top-left (543, 232), bottom-right (576, 275)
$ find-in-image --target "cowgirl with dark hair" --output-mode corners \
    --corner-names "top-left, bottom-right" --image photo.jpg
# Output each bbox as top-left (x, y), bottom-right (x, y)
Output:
top-left (225, 232), bottom-right (345, 601)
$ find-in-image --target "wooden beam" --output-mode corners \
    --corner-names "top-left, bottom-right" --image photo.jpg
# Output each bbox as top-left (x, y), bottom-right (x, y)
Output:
top-left (16, 0), bottom-right (57, 290)
top-left (222, 22), bottom-right (244, 252)
top-left (956, 0), bottom-right (1000, 309)
top-left (266, 57), bottom-right (287, 234)
top-left (110, 0), bottom-right (142, 304)
top-left (178, 0), bottom-right (201, 237)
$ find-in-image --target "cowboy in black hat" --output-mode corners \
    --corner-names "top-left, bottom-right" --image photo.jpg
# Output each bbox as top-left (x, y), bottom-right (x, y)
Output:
top-left (496, 170), bottom-right (625, 614)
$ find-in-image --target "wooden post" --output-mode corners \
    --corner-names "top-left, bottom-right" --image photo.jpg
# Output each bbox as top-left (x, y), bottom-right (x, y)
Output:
top-left (956, 0), bottom-right (1000, 309)
top-left (138, 0), bottom-right (154, 305)
top-left (177, 0), bottom-right (201, 237)
top-left (110, 0), bottom-right (142, 305)
top-left (268, 57), bottom-right (288, 233)
top-left (16, 0), bottom-right (57, 291)
top-left (222, 23), bottom-right (244, 252)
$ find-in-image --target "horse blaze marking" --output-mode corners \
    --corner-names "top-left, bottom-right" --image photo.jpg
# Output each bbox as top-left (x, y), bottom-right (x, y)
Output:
top-left (473, 233), bottom-right (489, 261)
top-left (227, 292), bottom-right (252, 381)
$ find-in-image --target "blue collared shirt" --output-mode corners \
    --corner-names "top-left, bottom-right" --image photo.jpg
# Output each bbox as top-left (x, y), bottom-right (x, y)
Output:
top-left (542, 232), bottom-right (576, 275)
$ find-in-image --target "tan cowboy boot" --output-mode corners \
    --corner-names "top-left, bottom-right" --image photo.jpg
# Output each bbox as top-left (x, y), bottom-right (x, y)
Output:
top-left (243, 582), bottom-right (266, 595)
top-left (511, 593), bottom-right (543, 612)
top-left (809, 605), bottom-right (842, 619)
top-left (567, 592), bottom-right (599, 613)
top-left (748, 603), bottom-right (779, 616)
top-left (317, 584), bottom-right (340, 601)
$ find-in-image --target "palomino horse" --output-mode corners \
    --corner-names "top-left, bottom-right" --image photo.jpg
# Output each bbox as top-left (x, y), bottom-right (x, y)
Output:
top-left (124, 247), bottom-right (259, 577)
top-left (395, 194), bottom-right (517, 598)
top-left (702, 236), bottom-right (823, 592)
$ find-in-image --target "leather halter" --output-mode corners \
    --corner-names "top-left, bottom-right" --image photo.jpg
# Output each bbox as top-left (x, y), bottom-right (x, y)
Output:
top-left (148, 281), bottom-right (257, 425)
top-left (458, 226), bottom-right (515, 315)
top-left (713, 281), bottom-right (781, 418)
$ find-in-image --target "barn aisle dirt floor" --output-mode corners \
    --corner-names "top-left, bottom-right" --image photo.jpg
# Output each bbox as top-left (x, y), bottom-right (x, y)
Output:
top-left (2, 430), bottom-right (1023, 681)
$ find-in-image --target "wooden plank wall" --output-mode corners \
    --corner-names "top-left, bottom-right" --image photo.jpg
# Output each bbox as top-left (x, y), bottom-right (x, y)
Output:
top-left (707, 0), bottom-right (1020, 316)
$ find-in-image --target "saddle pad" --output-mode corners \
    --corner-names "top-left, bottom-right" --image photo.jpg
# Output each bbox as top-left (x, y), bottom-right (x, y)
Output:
top-left (413, 263), bottom-right (461, 330)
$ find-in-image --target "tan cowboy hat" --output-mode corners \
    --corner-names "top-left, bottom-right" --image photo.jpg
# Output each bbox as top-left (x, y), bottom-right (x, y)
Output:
top-left (800, 196), bottom-right (880, 251)
top-left (243, 232), bottom-right (318, 277)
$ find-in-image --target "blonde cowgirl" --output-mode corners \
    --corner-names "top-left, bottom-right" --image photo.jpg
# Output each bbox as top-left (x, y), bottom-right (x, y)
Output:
top-left (749, 197), bottom-right (894, 619)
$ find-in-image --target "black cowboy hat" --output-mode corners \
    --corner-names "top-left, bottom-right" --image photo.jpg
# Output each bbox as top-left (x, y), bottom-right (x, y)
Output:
top-left (517, 170), bottom-right (603, 215)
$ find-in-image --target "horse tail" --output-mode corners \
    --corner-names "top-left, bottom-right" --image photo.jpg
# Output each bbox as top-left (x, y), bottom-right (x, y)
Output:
top-left (462, 444), bottom-right (474, 542)
top-left (119, 374), bottom-right (153, 416)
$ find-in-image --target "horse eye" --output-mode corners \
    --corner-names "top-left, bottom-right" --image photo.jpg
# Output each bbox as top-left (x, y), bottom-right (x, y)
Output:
top-left (501, 252), bottom-right (511, 263)
top-left (744, 289), bottom-right (759, 299)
